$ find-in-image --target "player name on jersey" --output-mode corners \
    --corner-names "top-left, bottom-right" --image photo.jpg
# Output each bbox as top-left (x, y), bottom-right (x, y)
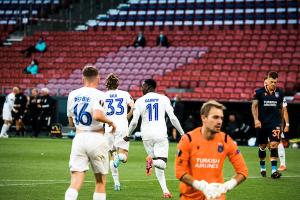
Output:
top-left (74, 96), bottom-right (91, 103)
top-left (195, 158), bottom-right (220, 169)
top-left (145, 98), bottom-right (159, 103)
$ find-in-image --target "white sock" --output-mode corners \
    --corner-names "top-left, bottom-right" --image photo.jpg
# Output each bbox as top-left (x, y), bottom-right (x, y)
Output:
top-left (65, 188), bottom-right (78, 200)
top-left (118, 153), bottom-right (127, 162)
top-left (93, 192), bottom-right (106, 200)
top-left (278, 143), bottom-right (286, 166)
top-left (153, 159), bottom-right (166, 169)
top-left (110, 160), bottom-right (120, 186)
top-left (155, 167), bottom-right (169, 194)
top-left (0, 124), bottom-right (10, 136)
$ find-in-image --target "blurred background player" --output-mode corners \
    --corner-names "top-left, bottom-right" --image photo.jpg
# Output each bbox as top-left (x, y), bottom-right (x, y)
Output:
top-left (12, 87), bottom-right (28, 136)
top-left (175, 100), bottom-right (248, 200)
top-left (252, 71), bottom-right (285, 179)
top-left (103, 73), bottom-right (134, 191)
top-left (125, 79), bottom-right (184, 198)
top-left (278, 97), bottom-right (289, 171)
top-left (39, 88), bottom-right (56, 132)
top-left (27, 88), bottom-right (42, 137)
top-left (65, 65), bottom-right (116, 200)
top-left (0, 87), bottom-right (19, 138)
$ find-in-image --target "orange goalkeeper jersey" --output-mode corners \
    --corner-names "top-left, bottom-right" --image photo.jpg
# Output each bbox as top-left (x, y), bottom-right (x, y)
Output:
top-left (175, 127), bottom-right (248, 200)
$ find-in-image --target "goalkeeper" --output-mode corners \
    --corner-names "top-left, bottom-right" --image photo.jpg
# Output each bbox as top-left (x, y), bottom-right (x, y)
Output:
top-left (175, 100), bottom-right (248, 200)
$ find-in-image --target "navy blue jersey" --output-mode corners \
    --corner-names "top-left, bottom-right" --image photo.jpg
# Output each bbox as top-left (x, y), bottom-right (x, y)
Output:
top-left (253, 87), bottom-right (284, 128)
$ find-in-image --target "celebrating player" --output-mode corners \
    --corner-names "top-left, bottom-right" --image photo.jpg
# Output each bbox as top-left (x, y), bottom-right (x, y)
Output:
top-left (125, 79), bottom-right (185, 198)
top-left (103, 73), bottom-right (134, 191)
top-left (65, 65), bottom-right (116, 200)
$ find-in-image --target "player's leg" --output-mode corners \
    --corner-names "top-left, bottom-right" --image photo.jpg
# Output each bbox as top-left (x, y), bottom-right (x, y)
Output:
top-left (65, 134), bottom-right (90, 200)
top-left (278, 141), bottom-right (286, 171)
top-left (93, 173), bottom-right (107, 200)
top-left (113, 131), bottom-right (129, 168)
top-left (15, 118), bottom-right (21, 136)
top-left (269, 127), bottom-right (282, 179)
top-left (65, 171), bottom-right (85, 200)
top-left (109, 151), bottom-right (120, 191)
top-left (256, 128), bottom-right (268, 177)
top-left (143, 140), bottom-right (154, 176)
top-left (89, 133), bottom-right (110, 199)
top-left (153, 138), bottom-right (172, 198)
top-left (0, 120), bottom-right (12, 138)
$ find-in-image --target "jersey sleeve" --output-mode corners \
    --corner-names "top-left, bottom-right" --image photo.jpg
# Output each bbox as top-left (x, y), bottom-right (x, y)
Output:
top-left (92, 93), bottom-right (105, 113)
top-left (226, 135), bottom-right (249, 178)
top-left (66, 93), bottom-right (73, 118)
top-left (175, 134), bottom-right (192, 180)
top-left (252, 88), bottom-right (260, 101)
top-left (125, 92), bottom-right (134, 105)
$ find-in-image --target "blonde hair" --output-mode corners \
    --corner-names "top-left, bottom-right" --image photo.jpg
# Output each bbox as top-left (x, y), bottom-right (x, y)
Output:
top-left (200, 100), bottom-right (226, 117)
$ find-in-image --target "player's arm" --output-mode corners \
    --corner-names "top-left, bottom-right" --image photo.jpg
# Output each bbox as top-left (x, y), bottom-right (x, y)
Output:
top-left (166, 103), bottom-right (184, 136)
top-left (127, 107), bottom-right (140, 137)
top-left (68, 117), bottom-right (75, 127)
top-left (222, 136), bottom-right (248, 193)
top-left (251, 99), bottom-right (261, 128)
top-left (93, 110), bottom-right (116, 132)
top-left (282, 106), bottom-right (289, 132)
top-left (127, 101), bottom-right (134, 120)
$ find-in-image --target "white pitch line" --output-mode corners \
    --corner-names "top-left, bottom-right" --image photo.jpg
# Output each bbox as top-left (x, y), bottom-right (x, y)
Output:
top-left (1, 175), bottom-right (300, 187)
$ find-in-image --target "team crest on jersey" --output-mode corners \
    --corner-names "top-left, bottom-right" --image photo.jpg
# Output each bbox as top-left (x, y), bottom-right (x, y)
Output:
top-left (217, 143), bottom-right (224, 153)
top-left (275, 92), bottom-right (279, 98)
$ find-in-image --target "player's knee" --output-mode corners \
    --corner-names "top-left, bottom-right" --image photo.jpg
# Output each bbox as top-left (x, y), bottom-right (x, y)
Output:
top-left (270, 148), bottom-right (278, 158)
top-left (258, 147), bottom-right (266, 158)
top-left (153, 158), bottom-right (167, 169)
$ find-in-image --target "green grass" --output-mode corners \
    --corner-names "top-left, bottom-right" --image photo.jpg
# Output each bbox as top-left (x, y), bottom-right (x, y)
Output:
top-left (0, 138), bottom-right (300, 200)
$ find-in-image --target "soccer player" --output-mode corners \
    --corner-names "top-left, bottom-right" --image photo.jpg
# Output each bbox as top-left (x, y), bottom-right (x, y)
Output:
top-left (175, 100), bottom-right (248, 200)
top-left (65, 65), bottom-right (116, 200)
top-left (13, 87), bottom-right (28, 136)
top-left (0, 87), bottom-right (19, 138)
top-left (125, 79), bottom-right (185, 198)
top-left (103, 73), bottom-right (134, 191)
top-left (252, 71), bottom-right (286, 179)
top-left (264, 77), bottom-right (289, 171)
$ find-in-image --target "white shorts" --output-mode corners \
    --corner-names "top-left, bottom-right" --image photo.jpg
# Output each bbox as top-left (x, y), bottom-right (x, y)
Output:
top-left (143, 138), bottom-right (169, 159)
top-left (69, 132), bottom-right (109, 174)
top-left (2, 108), bottom-right (12, 121)
top-left (105, 130), bottom-right (129, 151)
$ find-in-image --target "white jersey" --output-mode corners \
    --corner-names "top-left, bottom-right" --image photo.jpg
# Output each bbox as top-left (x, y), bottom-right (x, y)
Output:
top-left (67, 87), bottom-right (105, 132)
top-left (104, 89), bottom-right (133, 132)
top-left (3, 93), bottom-right (15, 112)
top-left (134, 92), bottom-right (173, 140)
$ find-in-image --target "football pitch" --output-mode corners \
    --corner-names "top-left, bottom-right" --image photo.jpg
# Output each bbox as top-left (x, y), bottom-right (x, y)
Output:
top-left (0, 138), bottom-right (300, 200)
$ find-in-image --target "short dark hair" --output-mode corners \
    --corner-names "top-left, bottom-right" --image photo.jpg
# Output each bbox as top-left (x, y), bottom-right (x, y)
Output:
top-left (267, 71), bottom-right (278, 79)
top-left (105, 73), bottom-right (119, 90)
top-left (82, 65), bottom-right (98, 78)
top-left (144, 79), bottom-right (157, 89)
top-left (200, 100), bottom-right (226, 117)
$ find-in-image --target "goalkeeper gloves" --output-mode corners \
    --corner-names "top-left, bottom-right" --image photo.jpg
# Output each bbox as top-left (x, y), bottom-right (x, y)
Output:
top-left (220, 178), bottom-right (238, 193)
top-left (192, 180), bottom-right (223, 200)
